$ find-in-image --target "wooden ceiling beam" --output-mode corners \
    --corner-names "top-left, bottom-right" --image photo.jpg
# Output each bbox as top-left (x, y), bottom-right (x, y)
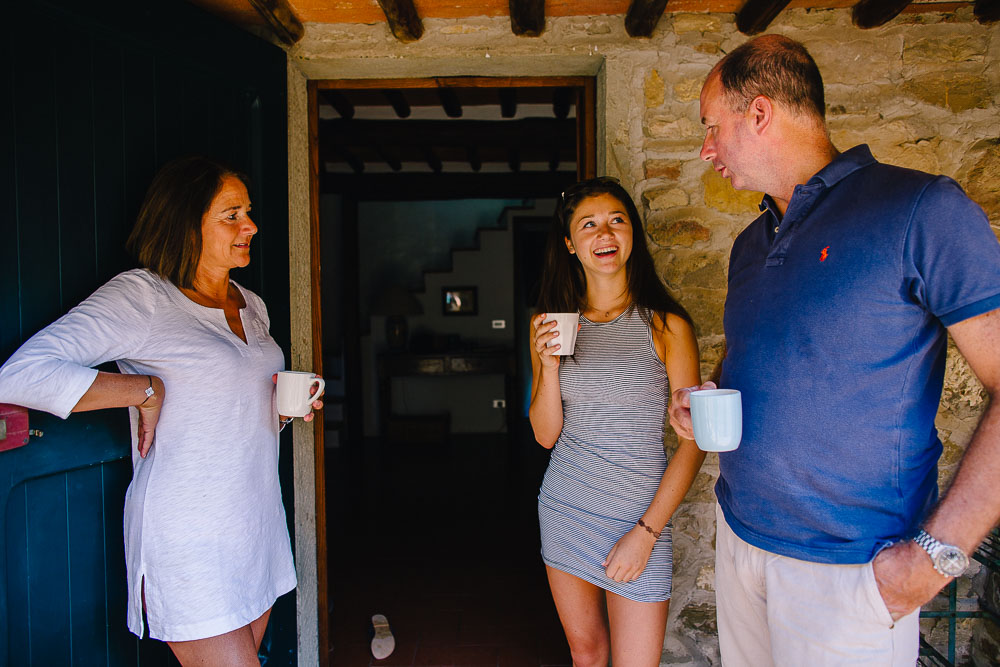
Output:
top-left (625, 0), bottom-right (669, 38)
top-left (320, 91), bottom-right (354, 120)
top-left (383, 90), bottom-right (411, 118)
top-left (467, 146), bottom-right (482, 172)
top-left (499, 89), bottom-right (518, 118)
top-left (509, 0), bottom-right (545, 36)
top-left (437, 88), bottom-right (463, 118)
top-left (421, 146), bottom-right (443, 173)
top-left (508, 148), bottom-right (522, 173)
top-left (248, 0), bottom-right (304, 45)
top-left (333, 146), bottom-right (365, 174)
top-left (851, 0), bottom-right (912, 28)
top-left (375, 145), bottom-right (402, 172)
top-left (553, 88), bottom-right (572, 120)
top-left (375, 0), bottom-right (424, 42)
top-left (736, 0), bottom-right (793, 35)
top-left (975, 0), bottom-right (1000, 22)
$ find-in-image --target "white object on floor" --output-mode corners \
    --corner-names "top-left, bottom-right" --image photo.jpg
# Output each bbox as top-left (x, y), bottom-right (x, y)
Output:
top-left (371, 613), bottom-right (395, 660)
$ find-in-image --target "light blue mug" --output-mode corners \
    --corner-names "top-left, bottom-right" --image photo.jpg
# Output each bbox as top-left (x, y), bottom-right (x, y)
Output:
top-left (690, 389), bottom-right (742, 452)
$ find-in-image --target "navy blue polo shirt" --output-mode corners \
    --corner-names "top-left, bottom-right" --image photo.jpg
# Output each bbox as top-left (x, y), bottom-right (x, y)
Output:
top-left (717, 144), bottom-right (1000, 564)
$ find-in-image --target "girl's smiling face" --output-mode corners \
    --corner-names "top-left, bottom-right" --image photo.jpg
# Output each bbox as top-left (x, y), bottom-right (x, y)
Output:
top-left (564, 192), bottom-right (634, 279)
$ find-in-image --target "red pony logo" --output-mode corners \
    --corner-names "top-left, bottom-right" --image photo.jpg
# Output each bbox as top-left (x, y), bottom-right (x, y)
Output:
top-left (820, 246), bottom-right (830, 262)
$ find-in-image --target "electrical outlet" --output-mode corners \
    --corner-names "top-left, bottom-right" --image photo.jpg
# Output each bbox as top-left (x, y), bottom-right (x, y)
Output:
top-left (492, 399), bottom-right (506, 408)
top-left (491, 319), bottom-right (506, 329)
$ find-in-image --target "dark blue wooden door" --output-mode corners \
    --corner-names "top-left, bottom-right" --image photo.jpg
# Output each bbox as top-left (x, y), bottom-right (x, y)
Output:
top-left (1, 1), bottom-right (293, 664)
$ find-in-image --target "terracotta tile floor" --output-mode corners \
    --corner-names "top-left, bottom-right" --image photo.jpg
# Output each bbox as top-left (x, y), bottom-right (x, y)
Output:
top-left (326, 431), bottom-right (571, 667)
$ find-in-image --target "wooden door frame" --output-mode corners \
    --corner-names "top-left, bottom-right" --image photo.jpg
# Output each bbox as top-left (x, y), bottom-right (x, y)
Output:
top-left (305, 74), bottom-right (597, 663)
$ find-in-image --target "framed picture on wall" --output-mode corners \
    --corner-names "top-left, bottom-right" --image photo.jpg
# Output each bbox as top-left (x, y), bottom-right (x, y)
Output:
top-left (442, 286), bottom-right (477, 316)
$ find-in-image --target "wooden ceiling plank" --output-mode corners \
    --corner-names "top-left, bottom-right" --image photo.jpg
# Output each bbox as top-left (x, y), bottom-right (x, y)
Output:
top-left (499, 89), bottom-right (518, 118)
top-left (383, 90), bottom-right (411, 118)
top-left (624, 0), bottom-right (669, 37)
top-left (375, 0), bottom-right (424, 42)
top-left (736, 0), bottom-right (793, 34)
top-left (975, 0), bottom-right (1000, 22)
top-left (509, 0), bottom-right (546, 36)
top-left (320, 171), bottom-right (577, 201)
top-left (317, 77), bottom-right (591, 91)
top-left (319, 119), bottom-right (576, 151)
top-left (437, 88), bottom-right (463, 118)
top-left (851, 0), bottom-right (912, 28)
top-left (247, 0), bottom-right (304, 45)
top-left (320, 91), bottom-right (355, 120)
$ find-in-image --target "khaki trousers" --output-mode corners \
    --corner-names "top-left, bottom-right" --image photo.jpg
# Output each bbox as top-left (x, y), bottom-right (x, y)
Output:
top-left (715, 503), bottom-right (919, 666)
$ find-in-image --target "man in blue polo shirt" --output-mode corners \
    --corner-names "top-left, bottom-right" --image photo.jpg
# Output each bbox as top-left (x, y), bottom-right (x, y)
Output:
top-left (669, 34), bottom-right (1000, 665)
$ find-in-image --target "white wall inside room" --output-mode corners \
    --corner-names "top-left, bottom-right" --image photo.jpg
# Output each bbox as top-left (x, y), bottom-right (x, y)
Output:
top-left (357, 198), bottom-right (556, 435)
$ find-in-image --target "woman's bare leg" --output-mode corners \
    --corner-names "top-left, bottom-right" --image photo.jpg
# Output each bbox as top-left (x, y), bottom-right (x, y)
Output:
top-left (545, 566), bottom-right (610, 667)
top-left (607, 591), bottom-right (669, 667)
top-left (167, 607), bottom-right (273, 666)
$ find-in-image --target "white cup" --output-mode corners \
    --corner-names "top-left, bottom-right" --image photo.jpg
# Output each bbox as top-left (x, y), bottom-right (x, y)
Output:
top-left (276, 371), bottom-right (325, 418)
top-left (543, 313), bottom-right (580, 356)
top-left (690, 389), bottom-right (742, 452)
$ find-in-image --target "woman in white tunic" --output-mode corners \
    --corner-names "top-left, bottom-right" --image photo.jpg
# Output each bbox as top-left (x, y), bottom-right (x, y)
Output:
top-left (0, 156), bottom-right (316, 664)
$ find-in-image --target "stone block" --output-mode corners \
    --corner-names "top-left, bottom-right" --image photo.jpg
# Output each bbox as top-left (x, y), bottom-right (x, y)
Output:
top-left (903, 35), bottom-right (988, 67)
top-left (646, 69), bottom-right (665, 108)
top-left (648, 218), bottom-right (710, 248)
top-left (902, 71), bottom-right (991, 113)
top-left (673, 77), bottom-right (703, 103)
top-left (644, 159), bottom-right (682, 181)
top-left (679, 602), bottom-right (718, 635)
top-left (963, 140), bottom-right (1000, 223)
top-left (647, 115), bottom-right (702, 143)
top-left (644, 186), bottom-right (689, 210)
top-left (672, 13), bottom-right (722, 35)
top-left (696, 565), bottom-right (715, 591)
top-left (702, 168), bottom-right (763, 214)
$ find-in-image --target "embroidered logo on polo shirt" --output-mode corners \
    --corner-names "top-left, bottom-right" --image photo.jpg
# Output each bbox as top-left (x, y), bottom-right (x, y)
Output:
top-left (820, 246), bottom-right (830, 262)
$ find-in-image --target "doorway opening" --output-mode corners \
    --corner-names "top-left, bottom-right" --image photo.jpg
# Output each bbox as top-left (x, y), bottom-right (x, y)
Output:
top-left (309, 76), bottom-right (596, 664)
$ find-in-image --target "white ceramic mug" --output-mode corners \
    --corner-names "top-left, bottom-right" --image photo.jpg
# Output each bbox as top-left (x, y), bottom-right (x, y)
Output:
top-left (276, 371), bottom-right (325, 418)
top-left (542, 312), bottom-right (580, 356)
top-left (690, 389), bottom-right (742, 452)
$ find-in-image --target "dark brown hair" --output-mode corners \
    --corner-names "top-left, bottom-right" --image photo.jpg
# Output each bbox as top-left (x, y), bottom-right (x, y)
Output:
top-left (536, 177), bottom-right (692, 330)
top-left (126, 156), bottom-right (247, 289)
top-left (714, 34), bottom-right (825, 122)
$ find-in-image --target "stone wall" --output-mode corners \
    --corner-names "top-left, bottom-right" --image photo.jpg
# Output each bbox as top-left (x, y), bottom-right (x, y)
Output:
top-left (288, 7), bottom-right (999, 665)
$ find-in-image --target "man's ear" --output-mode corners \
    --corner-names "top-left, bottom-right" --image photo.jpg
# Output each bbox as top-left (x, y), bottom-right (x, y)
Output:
top-left (746, 95), bottom-right (773, 136)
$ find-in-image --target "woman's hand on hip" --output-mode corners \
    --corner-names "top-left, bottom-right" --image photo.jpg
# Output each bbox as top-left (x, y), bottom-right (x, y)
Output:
top-left (136, 376), bottom-right (164, 459)
top-left (532, 314), bottom-right (562, 369)
top-left (603, 524), bottom-right (657, 583)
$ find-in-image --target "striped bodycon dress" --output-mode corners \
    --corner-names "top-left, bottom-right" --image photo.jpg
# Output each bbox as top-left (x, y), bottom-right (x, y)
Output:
top-left (538, 306), bottom-right (673, 602)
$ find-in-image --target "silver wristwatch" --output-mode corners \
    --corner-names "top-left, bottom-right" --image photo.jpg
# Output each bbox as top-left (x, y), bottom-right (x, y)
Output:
top-left (913, 529), bottom-right (970, 577)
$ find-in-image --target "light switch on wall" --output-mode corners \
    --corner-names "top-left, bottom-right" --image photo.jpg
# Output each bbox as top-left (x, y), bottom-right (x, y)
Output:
top-left (491, 319), bottom-right (506, 329)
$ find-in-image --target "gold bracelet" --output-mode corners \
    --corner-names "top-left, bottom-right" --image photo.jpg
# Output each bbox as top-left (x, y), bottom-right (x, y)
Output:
top-left (637, 518), bottom-right (661, 539)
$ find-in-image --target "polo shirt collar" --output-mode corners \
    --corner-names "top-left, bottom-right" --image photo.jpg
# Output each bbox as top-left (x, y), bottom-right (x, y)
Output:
top-left (757, 144), bottom-right (877, 217)
top-left (808, 144), bottom-right (877, 189)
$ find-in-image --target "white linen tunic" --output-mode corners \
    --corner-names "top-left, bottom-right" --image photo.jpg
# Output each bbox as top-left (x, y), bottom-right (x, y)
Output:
top-left (0, 269), bottom-right (296, 641)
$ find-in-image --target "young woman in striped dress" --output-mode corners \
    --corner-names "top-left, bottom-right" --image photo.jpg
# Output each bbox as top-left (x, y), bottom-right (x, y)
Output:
top-left (530, 177), bottom-right (705, 666)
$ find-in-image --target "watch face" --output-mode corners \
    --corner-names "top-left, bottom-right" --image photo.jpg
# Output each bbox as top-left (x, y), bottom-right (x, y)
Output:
top-left (936, 548), bottom-right (970, 577)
